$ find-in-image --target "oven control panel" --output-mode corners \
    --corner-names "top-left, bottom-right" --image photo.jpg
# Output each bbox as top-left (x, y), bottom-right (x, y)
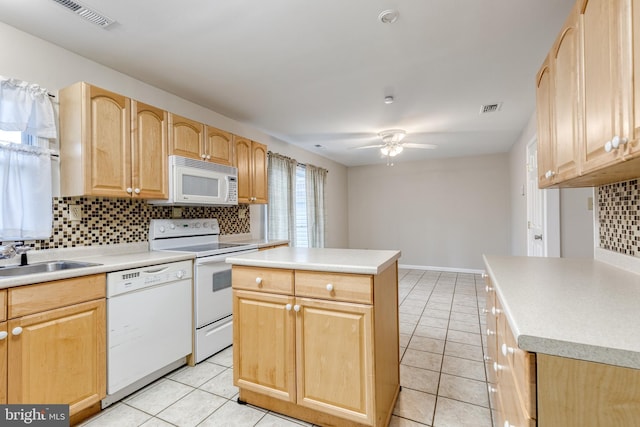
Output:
top-left (149, 218), bottom-right (220, 239)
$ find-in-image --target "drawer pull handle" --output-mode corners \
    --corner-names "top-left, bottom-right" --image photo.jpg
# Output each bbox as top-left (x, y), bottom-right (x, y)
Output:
top-left (0, 331), bottom-right (7, 340)
top-left (486, 328), bottom-right (495, 336)
top-left (493, 362), bottom-right (502, 372)
top-left (255, 277), bottom-right (263, 286)
top-left (504, 421), bottom-right (515, 427)
top-left (12, 327), bottom-right (23, 336)
top-left (326, 284), bottom-right (334, 292)
top-left (481, 308), bottom-right (489, 314)
top-left (482, 273), bottom-right (488, 279)
top-left (484, 355), bottom-right (492, 362)
top-left (293, 304), bottom-right (301, 312)
top-left (501, 343), bottom-right (515, 356)
top-left (285, 304), bottom-right (292, 311)
top-left (485, 285), bottom-right (493, 293)
top-left (488, 384), bottom-right (496, 394)
top-left (491, 306), bottom-right (502, 316)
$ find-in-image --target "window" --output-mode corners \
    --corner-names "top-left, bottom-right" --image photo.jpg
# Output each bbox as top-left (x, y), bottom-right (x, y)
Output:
top-left (267, 153), bottom-right (327, 248)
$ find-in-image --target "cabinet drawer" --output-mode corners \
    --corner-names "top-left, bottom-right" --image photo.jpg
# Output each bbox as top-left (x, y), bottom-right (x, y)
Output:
top-left (502, 313), bottom-right (537, 418)
top-left (497, 360), bottom-right (536, 427)
top-left (232, 266), bottom-right (294, 295)
top-left (8, 274), bottom-right (106, 318)
top-left (295, 271), bottom-right (372, 304)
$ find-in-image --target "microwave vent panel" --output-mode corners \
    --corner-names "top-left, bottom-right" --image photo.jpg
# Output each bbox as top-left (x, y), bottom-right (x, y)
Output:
top-left (51, 0), bottom-right (116, 27)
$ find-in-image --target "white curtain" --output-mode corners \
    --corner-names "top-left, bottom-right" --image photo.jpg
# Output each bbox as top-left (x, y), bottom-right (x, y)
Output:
top-left (268, 152), bottom-right (298, 245)
top-left (0, 77), bottom-right (56, 240)
top-left (305, 164), bottom-right (327, 248)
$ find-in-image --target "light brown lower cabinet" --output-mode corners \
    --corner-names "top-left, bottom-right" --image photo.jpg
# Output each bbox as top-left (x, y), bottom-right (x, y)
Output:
top-left (232, 264), bottom-right (399, 427)
top-left (0, 275), bottom-right (106, 424)
top-left (484, 274), bottom-right (640, 427)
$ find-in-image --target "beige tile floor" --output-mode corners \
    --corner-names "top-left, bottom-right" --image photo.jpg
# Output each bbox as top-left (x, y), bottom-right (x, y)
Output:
top-left (80, 269), bottom-right (492, 427)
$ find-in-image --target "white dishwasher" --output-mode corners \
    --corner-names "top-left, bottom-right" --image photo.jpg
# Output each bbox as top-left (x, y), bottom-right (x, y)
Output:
top-left (102, 260), bottom-right (193, 408)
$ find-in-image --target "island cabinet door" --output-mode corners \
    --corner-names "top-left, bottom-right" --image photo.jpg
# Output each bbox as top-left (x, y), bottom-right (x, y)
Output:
top-left (295, 297), bottom-right (374, 426)
top-left (233, 290), bottom-right (296, 402)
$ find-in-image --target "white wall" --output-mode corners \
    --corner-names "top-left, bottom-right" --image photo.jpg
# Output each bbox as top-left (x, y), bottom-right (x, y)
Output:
top-left (560, 187), bottom-right (595, 257)
top-left (347, 153), bottom-right (510, 271)
top-left (0, 22), bottom-right (349, 248)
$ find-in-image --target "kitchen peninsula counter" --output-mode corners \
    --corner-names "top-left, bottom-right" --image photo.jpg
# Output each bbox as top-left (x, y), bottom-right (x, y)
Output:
top-left (225, 246), bottom-right (401, 274)
top-left (484, 254), bottom-right (640, 369)
top-left (228, 247), bottom-right (401, 427)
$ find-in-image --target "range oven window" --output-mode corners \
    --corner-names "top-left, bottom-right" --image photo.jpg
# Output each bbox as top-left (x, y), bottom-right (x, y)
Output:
top-left (212, 269), bottom-right (231, 291)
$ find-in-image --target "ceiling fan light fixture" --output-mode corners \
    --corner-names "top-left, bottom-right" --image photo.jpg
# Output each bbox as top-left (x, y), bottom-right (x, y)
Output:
top-left (380, 146), bottom-right (390, 156)
top-left (379, 129), bottom-right (406, 143)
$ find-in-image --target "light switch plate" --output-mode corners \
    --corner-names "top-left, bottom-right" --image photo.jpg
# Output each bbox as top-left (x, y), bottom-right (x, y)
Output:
top-left (69, 205), bottom-right (82, 222)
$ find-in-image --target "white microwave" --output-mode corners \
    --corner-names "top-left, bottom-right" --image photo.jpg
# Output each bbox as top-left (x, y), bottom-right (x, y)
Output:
top-left (149, 155), bottom-right (238, 206)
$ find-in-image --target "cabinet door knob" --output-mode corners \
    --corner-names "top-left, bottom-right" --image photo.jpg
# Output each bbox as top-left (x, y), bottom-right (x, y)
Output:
top-left (293, 304), bottom-right (301, 312)
top-left (493, 362), bottom-right (502, 372)
top-left (491, 306), bottom-right (502, 316)
top-left (12, 327), bottom-right (23, 336)
top-left (326, 284), bottom-right (333, 292)
top-left (134, 188), bottom-right (141, 194)
top-left (481, 273), bottom-right (488, 279)
top-left (201, 154), bottom-right (207, 159)
top-left (604, 140), bottom-right (613, 152)
top-left (0, 331), bottom-right (7, 340)
top-left (255, 277), bottom-right (263, 286)
top-left (206, 155), bottom-right (211, 160)
top-left (484, 355), bottom-right (492, 362)
top-left (285, 303), bottom-right (292, 311)
top-left (501, 343), bottom-right (515, 356)
top-left (486, 328), bottom-right (495, 336)
top-left (611, 135), bottom-right (628, 149)
top-left (126, 187), bottom-right (133, 194)
top-left (485, 285), bottom-right (493, 293)
top-left (488, 384), bottom-right (496, 394)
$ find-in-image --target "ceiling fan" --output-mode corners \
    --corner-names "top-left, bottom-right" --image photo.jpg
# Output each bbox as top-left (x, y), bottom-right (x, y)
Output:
top-left (355, 129), bottom-right (437, 164)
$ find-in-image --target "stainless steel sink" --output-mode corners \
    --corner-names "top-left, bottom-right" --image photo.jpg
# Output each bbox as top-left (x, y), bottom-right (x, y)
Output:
top-left (0, 260), bottom-right (102, 277)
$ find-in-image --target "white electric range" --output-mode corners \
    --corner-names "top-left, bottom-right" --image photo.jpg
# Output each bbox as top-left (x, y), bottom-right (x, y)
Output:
top-left (149, 218), bottom-right (258, 362)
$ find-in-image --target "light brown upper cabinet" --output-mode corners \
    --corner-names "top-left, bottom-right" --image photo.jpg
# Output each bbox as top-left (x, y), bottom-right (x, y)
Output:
top-left (168, 113), bottom-right (205, 160)
top-left (168, 116), bottom-right (233, 165)
top-left (131, 101), bottom-right (168, 199)
top-left (235, 137), bottom-right (268, 204)
top-left (536, 55), bottom-right (555, 188)
top-left (205, 126), bottom-right (234, 165)
top-left (536, 0), bottom-right (640, 187)
top-left (59, 82), bottom-right (168, 199)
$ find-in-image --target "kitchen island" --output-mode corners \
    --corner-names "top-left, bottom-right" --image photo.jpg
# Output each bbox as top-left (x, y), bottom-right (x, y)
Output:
top-left (483, 255), bottom-right (640, 426)
top-left (227, 247), bottom-right (401, 427)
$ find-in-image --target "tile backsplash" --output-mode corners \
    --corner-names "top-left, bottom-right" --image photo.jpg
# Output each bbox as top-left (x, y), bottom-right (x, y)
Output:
top-left (598, 179), bottom-right (639, 258)
top-left (10, 197), bottom-right (250, 250)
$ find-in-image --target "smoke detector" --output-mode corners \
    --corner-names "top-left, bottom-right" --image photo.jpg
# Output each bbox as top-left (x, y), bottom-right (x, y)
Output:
top-left (378, 10), bottom-right (399, 24)
top-left (51, 0), bottom-right (116, 28)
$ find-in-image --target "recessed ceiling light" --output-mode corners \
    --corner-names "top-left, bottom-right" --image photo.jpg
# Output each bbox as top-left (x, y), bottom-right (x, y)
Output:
top-left (378, 10), bottom-right (399, 24)
top-left (384, 96), bottom-right (394, 104)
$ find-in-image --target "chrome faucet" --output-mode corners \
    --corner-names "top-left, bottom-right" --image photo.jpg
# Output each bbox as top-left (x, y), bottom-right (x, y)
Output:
top-left (0, 241), bottom-right (31, 264)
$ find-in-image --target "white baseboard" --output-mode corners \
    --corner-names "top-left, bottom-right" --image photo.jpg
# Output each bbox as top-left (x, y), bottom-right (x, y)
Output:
top-left (399, 264), bottom-right (484, 275)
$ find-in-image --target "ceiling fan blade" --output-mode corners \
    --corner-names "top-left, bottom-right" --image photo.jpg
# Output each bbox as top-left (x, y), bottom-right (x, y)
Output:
top-left (353, 144), bottom-right (384, 150)
top-left (403, 143), bottom-right (437, 149)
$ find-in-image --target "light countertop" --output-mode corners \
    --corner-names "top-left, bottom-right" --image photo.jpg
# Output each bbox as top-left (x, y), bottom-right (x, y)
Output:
top-left (483, 254), bottom-right (640, 369)
top-left (226, 247), bottom-right (401, 275)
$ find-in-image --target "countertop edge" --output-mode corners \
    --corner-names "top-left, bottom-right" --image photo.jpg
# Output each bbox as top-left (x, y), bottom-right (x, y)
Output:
top-left (0, 251), bottom-right (195, 289)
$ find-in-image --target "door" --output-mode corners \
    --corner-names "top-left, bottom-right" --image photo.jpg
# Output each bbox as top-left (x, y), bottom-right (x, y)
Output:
top-left (233, 290), bottom-right (296, 402)
top-left (552, 3), bottom-right (581, 181)
top-left (580, 0), bottom-right (633, 172)
top-left (527, 139), bottom-right (561, 257)
top-left (205, 126), bottom-right (234, 165)
top-left (295, 297), bottom-right (374, 425)
top-left (86, 85), bottom-right (131, 197)
top-left (235, 137), bottom-right (252, 203)
top-left (527, 141), bottom-right (545, 256)
top-left (195, 257), bottom-right (234, 327)
top-left (131, 101), bottom-right (168, 199)
top-left (7, 299), bottom-right (105, 415)
top-left (169, 113), bottom-right (205, 160)
top-left (536, 56), bottom-right (555, 187)
top-left (251, 141), bottom-right (268, 204)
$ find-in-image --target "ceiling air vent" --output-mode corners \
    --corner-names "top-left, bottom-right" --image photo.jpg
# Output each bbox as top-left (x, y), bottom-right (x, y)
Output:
top-left (51, 0), bottom-right (115, 28)
top-left (479, 102), bottom-right (503, 114)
